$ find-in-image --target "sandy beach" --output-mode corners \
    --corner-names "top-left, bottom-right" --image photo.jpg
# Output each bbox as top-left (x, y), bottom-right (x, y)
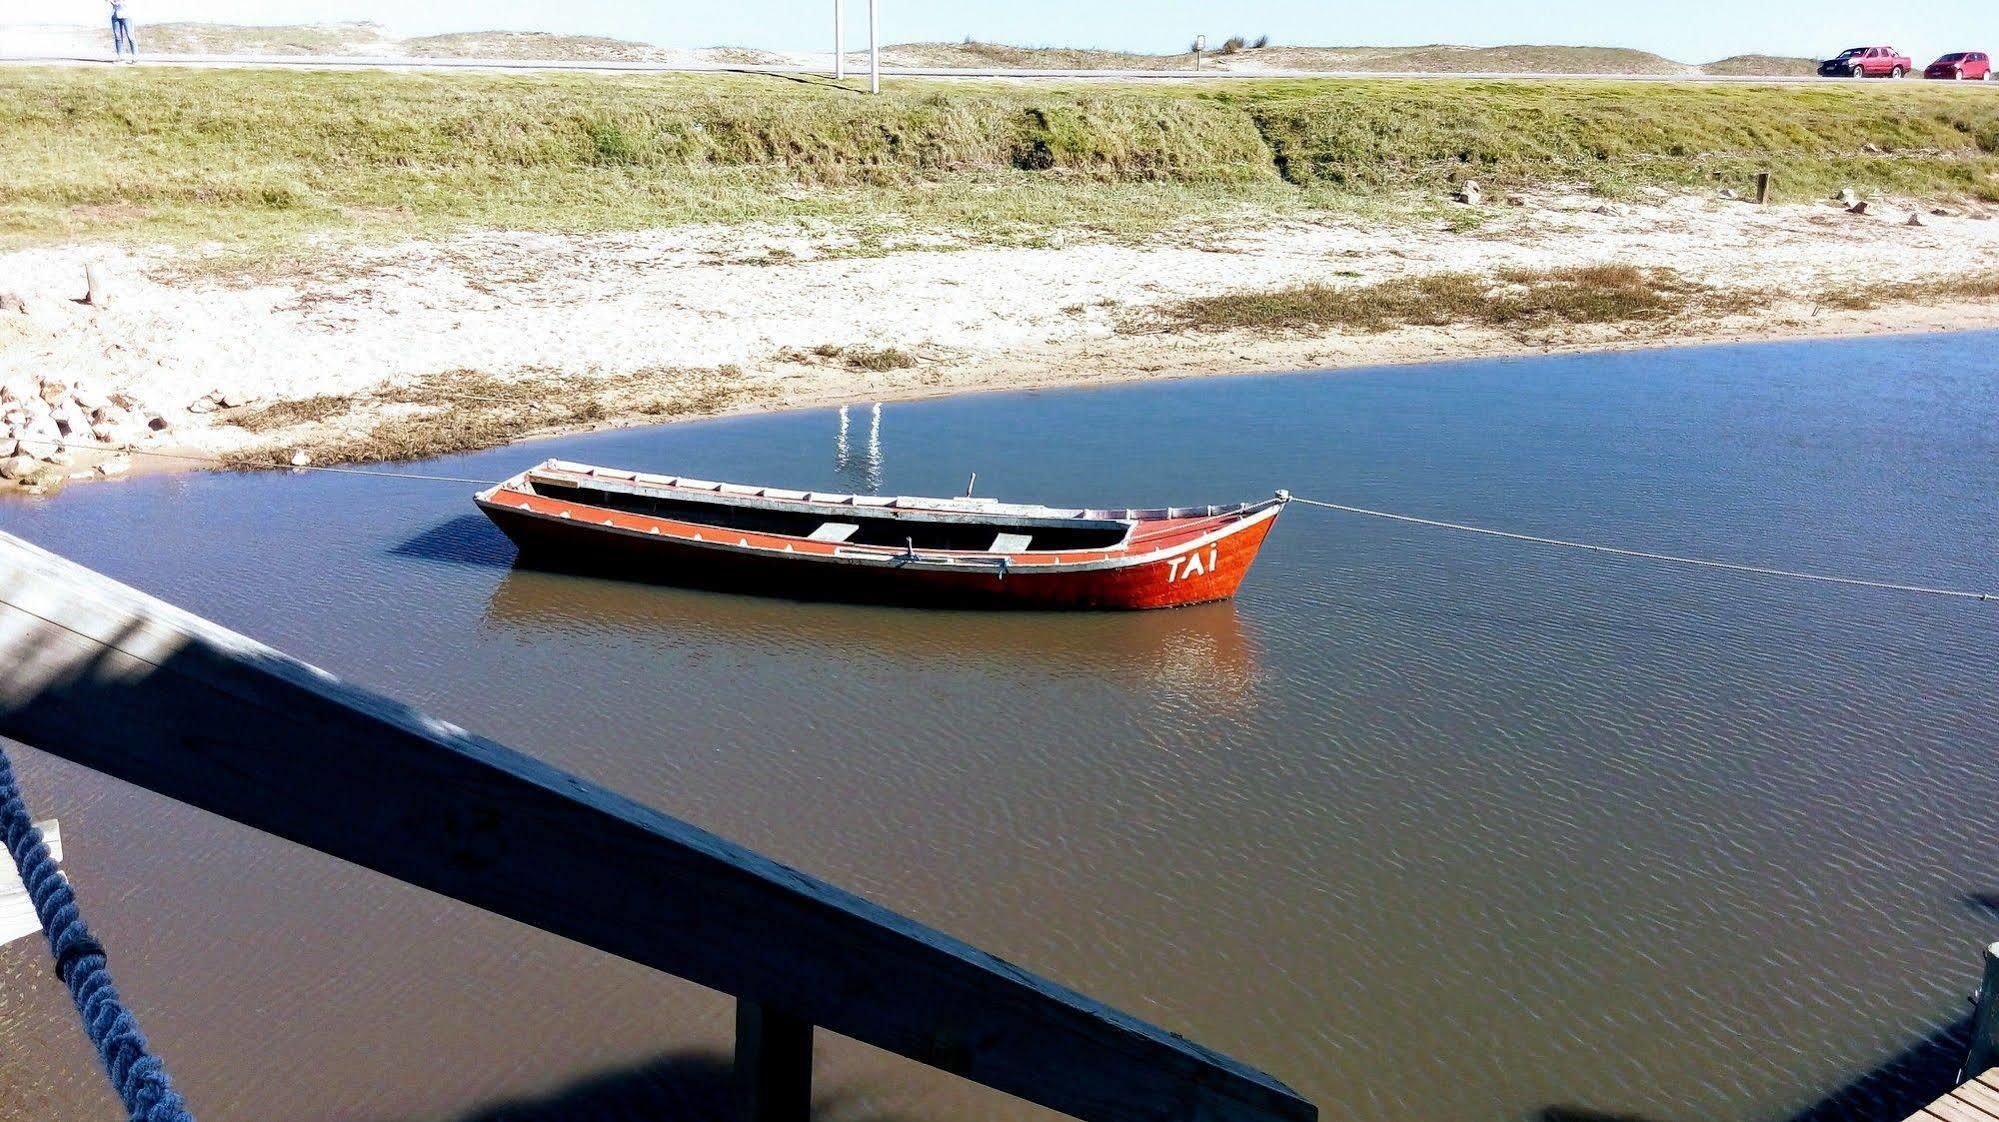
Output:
top-left (3, 187), bottom-right (1998, 490)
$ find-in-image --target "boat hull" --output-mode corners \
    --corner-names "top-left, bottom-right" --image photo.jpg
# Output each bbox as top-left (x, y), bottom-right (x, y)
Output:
top-left (479, 499), bottom-right (1279, 611)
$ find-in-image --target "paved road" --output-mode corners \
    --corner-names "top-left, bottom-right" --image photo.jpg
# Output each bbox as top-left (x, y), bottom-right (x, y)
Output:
top-left (8, 50), bottom-right (1999, 85)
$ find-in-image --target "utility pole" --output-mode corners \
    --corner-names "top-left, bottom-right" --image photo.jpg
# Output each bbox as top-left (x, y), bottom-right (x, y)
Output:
top-left (833, 0), bottom-right (845, 80)
top-left (868, 0), bottom-right (880, 93)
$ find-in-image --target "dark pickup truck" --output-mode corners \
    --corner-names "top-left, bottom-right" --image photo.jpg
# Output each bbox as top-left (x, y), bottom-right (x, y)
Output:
top-left (1819, 46), bottom-right (1914, 78)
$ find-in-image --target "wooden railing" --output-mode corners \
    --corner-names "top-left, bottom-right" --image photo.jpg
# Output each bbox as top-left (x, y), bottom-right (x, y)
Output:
top-left (0, 530), bottom-right (1314, 1122)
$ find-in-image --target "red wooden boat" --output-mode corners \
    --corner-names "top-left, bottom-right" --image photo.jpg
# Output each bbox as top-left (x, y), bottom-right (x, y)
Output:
top-left (475, 459), bottom-right (1288, 610)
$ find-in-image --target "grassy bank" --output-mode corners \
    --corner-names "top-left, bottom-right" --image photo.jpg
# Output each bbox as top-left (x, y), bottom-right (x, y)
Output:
top-left (1149, 268), bottom-right (1999, 337)
top-left (1149, 265), bottom-right (1739, 334)
top-left (2, 67), bottom-right (1997, 249)
top-left (220, 365), bottom-right (766, 467)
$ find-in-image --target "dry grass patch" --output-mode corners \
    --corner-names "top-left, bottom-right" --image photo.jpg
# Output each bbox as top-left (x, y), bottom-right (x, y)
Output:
top-left (1152, 264), bottom-right (1747, 335)
top-left (222, 365), bottom-right (759, 468)
top-left (1701, 54), bottom-right (1817, 76)
top-left (775, 343), bottom-right (920, 371)
top-left (839, 346), bottom-right (919, 371)
top-left (141, 21), bottom-right (391, 55)
top-left (226, 392), bottom-right (362, 432)
top-left (1813, 273), bottom-right (1999, 311)
top-left (883, 41), bottom-right (1195, 71)
top-left (403, 31), bottom-right (668, 61)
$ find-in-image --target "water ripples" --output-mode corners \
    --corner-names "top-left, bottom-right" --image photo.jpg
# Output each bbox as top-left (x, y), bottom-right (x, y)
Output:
top-left (0, 333), bottom-right (1996, 1122)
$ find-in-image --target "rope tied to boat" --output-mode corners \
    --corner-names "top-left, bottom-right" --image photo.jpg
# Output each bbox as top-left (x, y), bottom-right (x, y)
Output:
top-left (0, 745), bottom-right (196, 1122)
top-left (28, 440), bottom-right (1997, 601)
top-left (1282, 493), bottom-right (1996, 601)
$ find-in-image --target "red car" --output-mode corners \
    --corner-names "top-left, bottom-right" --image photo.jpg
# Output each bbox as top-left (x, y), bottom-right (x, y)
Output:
top-left (1924, 52), bottom-right (1992, 80)
top-left (1818, 46), bottom-right (1913, 78)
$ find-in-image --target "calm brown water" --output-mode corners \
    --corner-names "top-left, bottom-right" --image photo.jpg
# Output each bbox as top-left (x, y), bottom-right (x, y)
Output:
top-left (3, 334), bottom-right (1998, 1122)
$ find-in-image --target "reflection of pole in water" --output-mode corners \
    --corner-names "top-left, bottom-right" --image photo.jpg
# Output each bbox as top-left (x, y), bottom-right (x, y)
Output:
top-left (835, 402), bottom-right (883, 494)
top-left (864, 402), bottom-right (882, 493)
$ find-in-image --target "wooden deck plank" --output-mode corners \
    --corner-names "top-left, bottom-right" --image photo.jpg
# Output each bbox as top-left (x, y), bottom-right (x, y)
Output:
top-left (735, 1001), bottom-right (812, 1122)
top-left (0, 819), bottom-right (58, 946)
top-left (0, 530), bottom-right (1312, 1122)
top-left (1952, 1080), bottom-right (1999, 1119)
top-left (1924, 1093), bottom-right (1999, 1122)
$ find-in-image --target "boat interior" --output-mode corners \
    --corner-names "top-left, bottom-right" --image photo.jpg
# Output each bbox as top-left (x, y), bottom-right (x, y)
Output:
top-left (526, 477), bottom-right (1137, 553)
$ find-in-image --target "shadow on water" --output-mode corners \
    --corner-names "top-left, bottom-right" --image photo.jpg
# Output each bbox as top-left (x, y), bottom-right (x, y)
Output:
top-left (1781, 1015), bottom-right (1971, 1122)
top-left (389, 515), bottom-right (517, 570)
top-left (1962, 893), bottom-right (1999, 916)
top-left (1534, 1012), bottom-right (1972, 1122)
top-left (1537, 892), bottom-right (1995, 1122)
top-left (366, 1050), bottom-right (910, 1122)
top-left (1538, 1109), bottom-right (1669, 1122)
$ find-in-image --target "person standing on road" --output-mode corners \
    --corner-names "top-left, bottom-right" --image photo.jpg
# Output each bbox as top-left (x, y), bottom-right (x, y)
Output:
top-left (110, 0), bottom-right (137, 61)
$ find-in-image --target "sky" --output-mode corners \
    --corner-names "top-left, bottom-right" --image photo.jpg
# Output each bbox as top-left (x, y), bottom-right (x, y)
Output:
top-left (28, 0), bottom-right (1999, 64)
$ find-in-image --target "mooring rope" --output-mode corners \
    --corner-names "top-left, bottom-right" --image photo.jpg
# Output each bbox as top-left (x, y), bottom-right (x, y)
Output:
top-left (1285, 494), bottom-right (1995, 601)
top-left (0, 746), bottom-right (196, 1122)
top-left (21, 442), bottom-right (1996, 600)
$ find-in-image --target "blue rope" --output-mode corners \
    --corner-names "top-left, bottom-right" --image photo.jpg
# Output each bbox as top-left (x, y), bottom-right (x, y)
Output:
top-left (0, 744), bottom-right (195, 1122)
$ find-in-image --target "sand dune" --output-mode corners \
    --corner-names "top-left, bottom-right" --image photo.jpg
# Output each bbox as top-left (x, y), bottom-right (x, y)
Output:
top-left (4, 23), bottom-right (1816, 75)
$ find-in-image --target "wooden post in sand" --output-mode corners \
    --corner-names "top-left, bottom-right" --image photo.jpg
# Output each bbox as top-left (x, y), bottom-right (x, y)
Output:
top-left (84, 264), bottom-right (108, 308)
top-left (1755, 171), bottom-right (1772, 205)
top-left (1966, 942), bottom-right (1999, 1080)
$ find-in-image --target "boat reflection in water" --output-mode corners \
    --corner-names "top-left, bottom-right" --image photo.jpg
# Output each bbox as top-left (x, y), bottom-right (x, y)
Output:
top-left (480, 566), bottom-right (1263, 705)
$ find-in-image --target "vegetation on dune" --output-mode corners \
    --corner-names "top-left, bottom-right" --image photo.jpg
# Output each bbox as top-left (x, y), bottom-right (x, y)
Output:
top-left (119, 26), bottom-right (1818, 77)
top-left (885, 41), bottom-right (1193, 70)
top-left (1, 68), bottom-right (1996, 249)
top-left (1291, 44), bottom-right (1692, 75)
top-left (1701, 54), bottom-right (1819, 77)
top-left (403, 31), bottom-right (670, 62)
top-left (137, 21), bottom-right (391, 56)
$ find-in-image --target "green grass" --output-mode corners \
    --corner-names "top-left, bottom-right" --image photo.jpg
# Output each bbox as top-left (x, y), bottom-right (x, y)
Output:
top-left (1221, 80), bottom-right (1999, 198)
top-left (3, 67), bottom-right (1996, 252)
